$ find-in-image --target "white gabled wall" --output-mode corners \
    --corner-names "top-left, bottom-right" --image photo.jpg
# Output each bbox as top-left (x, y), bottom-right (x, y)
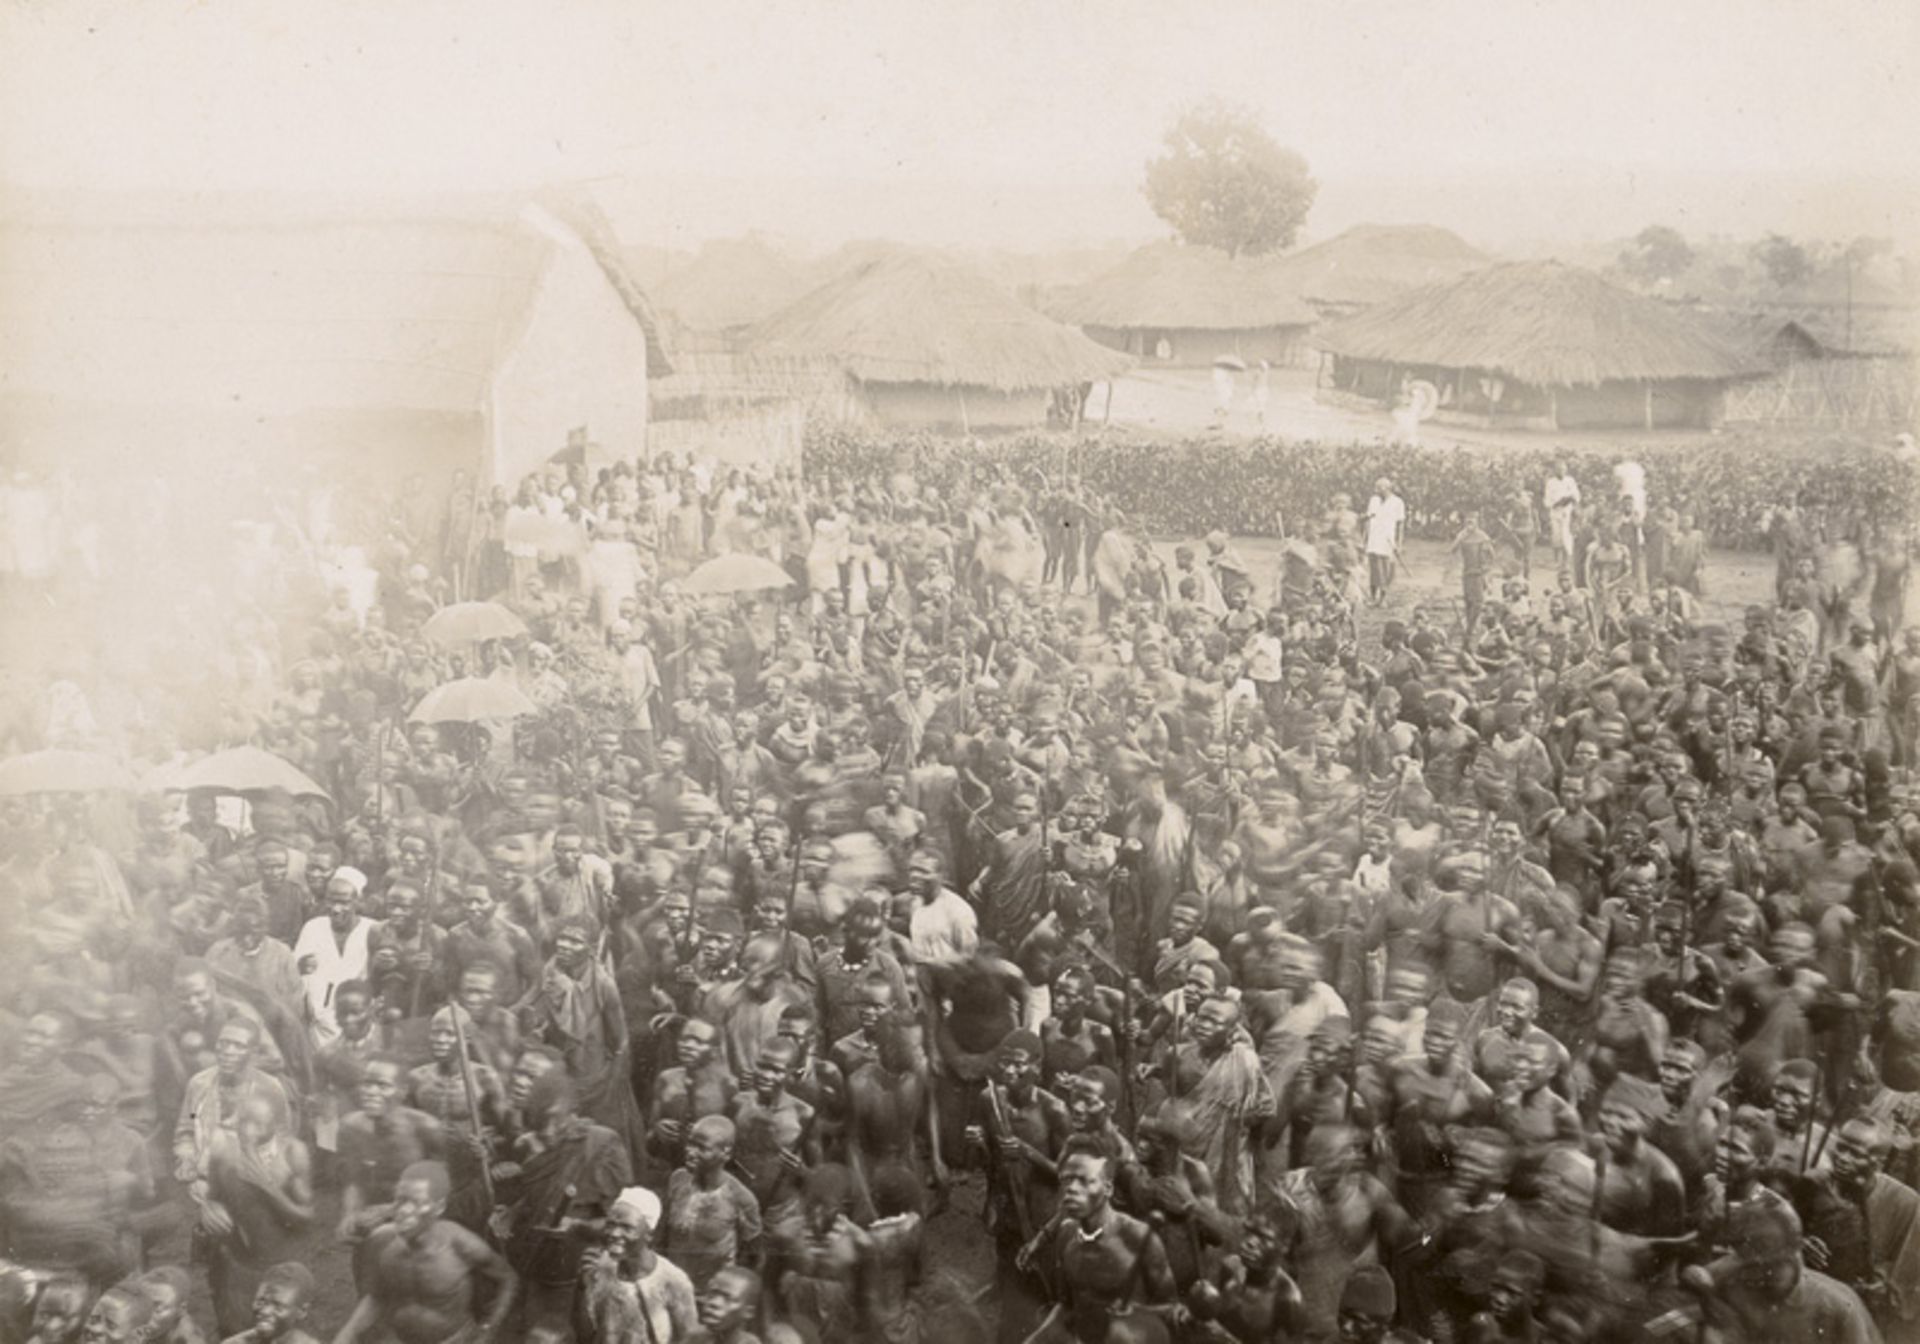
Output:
top-left (489, 211), bottom-right (651, 486)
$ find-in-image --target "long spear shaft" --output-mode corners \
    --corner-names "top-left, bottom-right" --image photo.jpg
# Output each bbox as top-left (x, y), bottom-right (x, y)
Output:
top-left (1800, 1059), bottom-right (1823, 1174)
top-left (447, 1007), bottom-right (498, 1209)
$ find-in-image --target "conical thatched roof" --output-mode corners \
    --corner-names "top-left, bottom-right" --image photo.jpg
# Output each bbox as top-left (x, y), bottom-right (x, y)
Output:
top-left (652, 235), bottom-right (814, 332)
top-left (1266, 223), bottom-right (1488, 309)
top-left (1312, 261), bottom-right (1768, 387)
top-left (1048, 241), bottom-right (1317, 331)
top-left (753, 252), bottom-right (1131, 392)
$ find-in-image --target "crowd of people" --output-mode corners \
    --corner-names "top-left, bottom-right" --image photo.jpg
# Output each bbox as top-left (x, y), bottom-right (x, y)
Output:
top-left (1, 440), bottom-right (1918, 1344)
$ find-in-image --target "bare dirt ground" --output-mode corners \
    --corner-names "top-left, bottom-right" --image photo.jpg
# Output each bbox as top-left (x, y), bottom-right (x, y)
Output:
top-left (1092, 366), bottom-right (1742, 460)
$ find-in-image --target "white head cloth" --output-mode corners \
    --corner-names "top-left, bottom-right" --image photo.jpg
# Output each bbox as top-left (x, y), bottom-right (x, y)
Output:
top-left (612, 1186), bottom-right (661, 1229)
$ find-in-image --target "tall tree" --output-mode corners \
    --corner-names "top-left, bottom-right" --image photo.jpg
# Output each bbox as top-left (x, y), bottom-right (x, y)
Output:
top-left (1617, 225), bottom-right (1694, 286)
top-left (1142, 101), bottom-right (1316, 258)
top-left (1751, 233), bottom-right (1814, 290)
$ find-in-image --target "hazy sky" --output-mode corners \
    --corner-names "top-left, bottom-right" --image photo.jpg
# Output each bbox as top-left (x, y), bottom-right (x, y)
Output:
top-left (4, 0), bottom-right (1916, 249)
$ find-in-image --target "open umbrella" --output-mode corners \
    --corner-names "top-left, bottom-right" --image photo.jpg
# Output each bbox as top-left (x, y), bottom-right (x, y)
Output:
top-left (420, 601), bottom-right (528, 647)
top-left (1213, 354), bottom-right (1249, 372)
top-left (411, 677), bottom-right (539, 725)
top-left (164, 745), bottom-right (331, 800)
top-left (680, 553), bottom-right (794, 597)
top-left (0, 749), bottom-right (138, 796)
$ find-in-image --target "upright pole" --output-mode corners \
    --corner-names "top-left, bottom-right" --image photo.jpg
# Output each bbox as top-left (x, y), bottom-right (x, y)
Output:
top-left (448, 1006), bottom-right (497, 1209)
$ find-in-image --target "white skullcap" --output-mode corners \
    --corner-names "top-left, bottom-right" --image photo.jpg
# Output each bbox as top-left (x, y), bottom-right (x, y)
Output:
top-left (331, 866), bottom-right (368, 894)
top-left (612, 1186), bottom-right (661, 1228)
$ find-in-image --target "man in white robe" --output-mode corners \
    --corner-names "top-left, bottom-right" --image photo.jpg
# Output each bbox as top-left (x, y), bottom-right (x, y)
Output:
top-left (293, 867), bottom-right (373, 1046)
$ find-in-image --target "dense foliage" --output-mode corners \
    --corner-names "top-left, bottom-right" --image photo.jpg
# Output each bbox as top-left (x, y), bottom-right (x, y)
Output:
top-left (803, 427), bottom-right (1914, 549)
top-left (1141, 100), bottom-right (1317, 259)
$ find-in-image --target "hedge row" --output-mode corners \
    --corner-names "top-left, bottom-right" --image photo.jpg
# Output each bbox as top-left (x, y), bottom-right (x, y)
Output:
top-left (802, 427), bottom-right (1915, 550)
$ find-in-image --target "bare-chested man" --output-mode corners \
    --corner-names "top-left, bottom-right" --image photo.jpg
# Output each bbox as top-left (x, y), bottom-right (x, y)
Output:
top-left (338, 1056), bottom-right (446, 1258)
top-left (1020, 1141), bottom-right (1176, 1344)
top-left (847, 1023), bottom-right (931, 1200)
top-left (729, 1038), bottom-right (818, 1227)
top-left (1419, 852), bottom-right (1523, 1005)
top-left (333, 1161), bottom-right (517, 1344)
top-left (647, 1009), bottom-right (728, 1142)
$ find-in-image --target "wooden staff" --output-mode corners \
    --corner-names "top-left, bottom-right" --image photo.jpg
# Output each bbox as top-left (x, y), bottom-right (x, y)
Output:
top-left (984, 1081), bottom-right (1036, 1244)
top-left (447, 1005), bottom-right (498, 1210)
top-left (1799, 1059), bottom-right (1823, 1174)
top-left (373, 720), bottom-right (388, 831)
top-left (1168, 992), bottom-right (1187, 1102)
top-left (1809, 1034), bottom-right (1860, 1170)
top-left (1589, 1143), bottom-right (1609, 1270)
top-left (1075, 935), bottom-right (1138, 1122)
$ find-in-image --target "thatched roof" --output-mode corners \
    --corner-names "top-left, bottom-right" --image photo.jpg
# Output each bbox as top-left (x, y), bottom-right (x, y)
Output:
top-left (1048, 241), bottom-right (1316, 331)
top-left (1703, 310), bottom-right (1826, 367)
top-left (1766, 303), bottom-right (1917, 357)
top-left (1312, 261), bottom-right (1768, 387)
top-left (753, 252), bottom-right (1131, 392)
top-left (651, 235), bottom-right (815, 333)
top-left (538, 197), bottom-right (674, 375)
top-left (1267, 223), bottom-right (1488, 309)
top-left (0, 196), bottom-right (672, 413)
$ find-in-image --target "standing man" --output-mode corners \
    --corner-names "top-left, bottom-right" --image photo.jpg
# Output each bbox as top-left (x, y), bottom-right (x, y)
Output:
top-left (1020, 1141), bottom-right (1176, 1344)
top-left (1614, 458), bottom-right (1649, 591)
top-left (1685, 1200), bottom-right (1877, 1344)
top-left (1543, 459), bottom-right (1581, 577)
top-left (1449, 511), bottom-right (1498, 639)
top-left (294, 869), bottom-right (373, 1048)
top-left (1363, 477), bottom-right (1406, 607)
top-left (333, 1161), bottom-right (518, 1344)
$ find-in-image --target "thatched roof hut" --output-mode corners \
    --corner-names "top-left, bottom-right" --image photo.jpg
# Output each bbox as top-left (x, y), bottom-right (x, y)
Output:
top-left (753, 251), bottom-right (1130, 431)
top-left (650, 235), bottom-right (815, 334)
top-left (1049, 241), bottom-right (1318, 368)
top-left (1, 194), bottom-right (669, 486)
top-left (1268, 223), bottom-right (1488, 314)
top-left (1313, 260), bottom-right (1768, 431)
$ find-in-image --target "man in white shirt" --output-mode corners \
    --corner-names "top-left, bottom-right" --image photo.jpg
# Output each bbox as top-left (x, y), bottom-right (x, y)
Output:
top-left (1364, 477), bottom-right (1407, 605)
top-left (608, 619), bottom-right (661, 759)
top-left (292, 867), bottom-right (373, 1046)
top-left (1245, 608), bottom-right (1285, 720)
top-left (1543, 460), bottom-right (1581, 574)
top-left (904, 849), bottom-right (978, 968)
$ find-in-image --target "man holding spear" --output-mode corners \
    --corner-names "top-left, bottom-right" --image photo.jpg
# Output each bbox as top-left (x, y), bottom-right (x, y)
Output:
top-left (409, 1004), bottom-right (502, 1233)
top-left (967, 1031), bottom-right (1068, 1344)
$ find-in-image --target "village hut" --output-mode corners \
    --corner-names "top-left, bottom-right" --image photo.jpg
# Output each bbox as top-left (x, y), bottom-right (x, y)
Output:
top-left (1313, 260), bottom-right (1767, 431)
top-left (1048, 241), bottom-right (1318, 368)
top-left (649, 234), bottom-right (815, 335)
top-left (0, 194), bottom-right (671, 488)
top-left (1266, 223), bottom-right (1488, 316)
top-left (752, 251), bottom-right (1131, 431)
top-left (1708, 306), bottom-right (1918, 427)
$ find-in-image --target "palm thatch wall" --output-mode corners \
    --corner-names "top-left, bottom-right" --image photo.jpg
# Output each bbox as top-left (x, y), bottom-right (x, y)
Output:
top-left (1314, 261), bottom-right (1767, 388)
top-left (753, 252), bottom-right (1131, 395)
